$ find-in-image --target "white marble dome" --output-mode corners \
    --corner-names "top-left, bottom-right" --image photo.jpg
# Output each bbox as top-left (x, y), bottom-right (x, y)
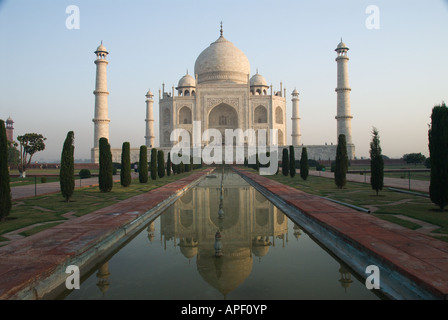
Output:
top-left (194, 34), bottom-right (250, 85)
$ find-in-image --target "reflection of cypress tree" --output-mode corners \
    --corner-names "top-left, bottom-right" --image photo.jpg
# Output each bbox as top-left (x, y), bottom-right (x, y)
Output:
top-left (429, 103), bottom-right (448, 211)
top-left (0, 120), bottom-right (12, 221)
top-left (99, 137), bottom-right (113, 192)
top-left (60, 131), bottom-right (74, 202)
top-left (139, 145), bottom-right (148, 183)
top-left (335, 134), bottom-right (348, 189)
top-left (120, 142), bottom-right (131, 187)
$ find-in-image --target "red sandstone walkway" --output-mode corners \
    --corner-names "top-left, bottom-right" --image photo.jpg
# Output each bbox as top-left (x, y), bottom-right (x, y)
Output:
top-left (0, 168), bottom-right (214, 299)
top-left (233, 167), bottom-right (448, 300)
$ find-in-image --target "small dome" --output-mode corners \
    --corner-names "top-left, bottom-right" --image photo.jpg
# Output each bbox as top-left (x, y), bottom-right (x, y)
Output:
top-left (250, 73), bottom-right (267, 87)
top-left (292, 88), bottom-right (299, 95)
top-left (95, 42), bottom-right (108, 54)
top-left (178, 73), bottom-right (196, 88)
top-left (145, 89), bottom-right (153, 97)
top-left (6, 116), bottom-right (13, 123)
top-left (336, 40), bottom-right (349, 51)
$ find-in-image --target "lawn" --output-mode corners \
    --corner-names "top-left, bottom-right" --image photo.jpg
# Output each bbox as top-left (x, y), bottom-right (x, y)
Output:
top-left (0, 169), bottom-right (204, 243)
top-left (260, 169), bottom-right (448, 241)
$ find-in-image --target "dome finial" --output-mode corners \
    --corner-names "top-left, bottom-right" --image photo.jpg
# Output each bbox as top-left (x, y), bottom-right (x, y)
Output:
top-left (220, 21), bottom-right (223, 36)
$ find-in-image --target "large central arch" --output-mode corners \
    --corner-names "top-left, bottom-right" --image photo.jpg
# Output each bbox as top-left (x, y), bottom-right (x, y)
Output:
top-left (208, 103), bottom-right (239, 144)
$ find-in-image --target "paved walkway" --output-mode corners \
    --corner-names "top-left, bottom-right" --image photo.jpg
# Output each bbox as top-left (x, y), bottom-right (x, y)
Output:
top-left (0, 168), bottom-right (214, 299)
top-left (309, 170), bottom-right (429, 193)
top-left (10, 175), bottom-right (123, 200)
top-left (233, 167), bottom-right (448, 300)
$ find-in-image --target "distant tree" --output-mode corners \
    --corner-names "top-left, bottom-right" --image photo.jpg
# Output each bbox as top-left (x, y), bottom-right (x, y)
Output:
top-left (402, 153), bottom-right (426, 166)
top-left (300, 147), bottom-right (309, 181)
top-left (120, 142), bottom-right (131, 187)
top-left (59, 131), bottom-right (75, 202)
top-left (334, 134), bottom-right (348, 189)
top-left (139, 145), bottom-right (148, 183)
top-left (150, 148), bottom-right (157, 180)
top-left (17, 133), bottom-right (46, 178)
top-left (166, 152), bottom-right (171, 176)
top-left (282, 148), bottom-right (289, 176)
top-left (98, 137), bottom-right (113, 192)
top-left (8, 142), bottom-right (19, 167)
top-left (370, 127), bottom-right (384, 196)
top-left (158, 150), bottom-right (165, 178)
top-left (0, 120), bottom-right (12, 221)
top-left (429, 102), bottom-right (448, 212)
top-left (289, 146), bottom-right (296, 178)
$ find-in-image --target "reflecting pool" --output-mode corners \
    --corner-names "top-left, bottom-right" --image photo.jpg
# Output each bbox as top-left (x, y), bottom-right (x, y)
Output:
top-left (61, 170), bottom-right (382, 300)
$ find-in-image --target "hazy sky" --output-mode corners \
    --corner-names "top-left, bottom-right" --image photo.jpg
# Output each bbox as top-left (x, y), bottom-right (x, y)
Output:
top-left (0, 0), bottom-right (447, 162)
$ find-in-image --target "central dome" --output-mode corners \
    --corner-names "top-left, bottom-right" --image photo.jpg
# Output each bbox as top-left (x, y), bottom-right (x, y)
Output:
top-left (194, 34), bottom-right (250, 85)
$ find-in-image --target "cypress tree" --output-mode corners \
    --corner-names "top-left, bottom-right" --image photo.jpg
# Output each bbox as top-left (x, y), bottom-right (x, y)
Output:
top-left (300, 147), bottom-right (309, 181)
top-left (429, 102), bottom-right (448, 211)
top-left (166, 152), bottom-right (171, 176)
top-left (334, 134), bottom-right (348, 189)
top-left (60, 131), bottom-right (75, 202)
top-left (150, 148), bottom-right (157, 180)
top-left (0, 120), bottom-right (12, 221)
top-left (158, 150), bottom-right (165, 178)
top-left (289, 145), bottom-right (296, 178)
top-left (282, 148), bottom-right (289, 176)
top-left (370, 127), bottom-right (384, 196)
top-left (139, 145), bottom-right (148, 183)
top-left (99, 137), bottom-right (113, 192)
top-left (120, 142), bottom-right (131, 187)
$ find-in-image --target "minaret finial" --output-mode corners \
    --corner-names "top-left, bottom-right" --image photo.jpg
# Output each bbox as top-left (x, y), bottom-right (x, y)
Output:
top-left (220, 21), bottom-right (223, 36)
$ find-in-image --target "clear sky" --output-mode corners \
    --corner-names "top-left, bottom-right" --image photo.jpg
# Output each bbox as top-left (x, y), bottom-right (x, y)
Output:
top-left (0, 0), bottom-right (447, 162)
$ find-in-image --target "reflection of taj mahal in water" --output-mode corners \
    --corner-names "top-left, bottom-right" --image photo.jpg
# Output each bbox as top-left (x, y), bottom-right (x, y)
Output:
top-left (93, 172), bottom-right (355, 298)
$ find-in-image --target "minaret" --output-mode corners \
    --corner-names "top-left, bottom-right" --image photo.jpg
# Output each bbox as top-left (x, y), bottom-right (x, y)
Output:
top-left (291, 89), bottom-right (301, 146)
top-left (145, 89), bottom-right (155, 148)
top-left (92, 42), bottom-right (110, 151)
top-left (335, 39), bottom-right (353, 147)
top-left (5, 116), bottom-right (14, 144)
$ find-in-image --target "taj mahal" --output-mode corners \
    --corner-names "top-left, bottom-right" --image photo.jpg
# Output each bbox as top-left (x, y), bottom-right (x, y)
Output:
top-left (91, 24), bottom-right (355, 164)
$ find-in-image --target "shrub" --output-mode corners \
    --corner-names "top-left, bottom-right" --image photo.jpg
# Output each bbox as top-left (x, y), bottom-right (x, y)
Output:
top-left (79, 169), bottom-right (91, 179)
top-left (120, 142), bottom-right (131, 187)
top-left (139, 145), bottom-right (148, 183)
top-left (60, 131), bottom-right (75, 202)
top-left (99, 137), bottom-right (113, 192)
top-left (41, 177), bottom-right (47, 183)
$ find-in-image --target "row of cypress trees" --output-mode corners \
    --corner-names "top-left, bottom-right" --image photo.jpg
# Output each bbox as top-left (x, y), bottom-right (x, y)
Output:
top-left (280, 146), bottom-right (309, 180)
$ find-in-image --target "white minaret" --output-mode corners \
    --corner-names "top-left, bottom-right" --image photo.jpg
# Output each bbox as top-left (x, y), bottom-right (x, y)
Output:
top-left (145, 89), bottom-right (155, 148)
top-left (335, 39), bottom-right (353, 147)
top-left (92, 42), bottom-right (110, 150)
top-left (291, 88), bottom-right (301, 146)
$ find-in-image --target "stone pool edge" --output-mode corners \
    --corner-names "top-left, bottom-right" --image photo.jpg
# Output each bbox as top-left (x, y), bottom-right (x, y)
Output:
top-left (0, 168), bottom-right (215, 300)
top-left (233, 166), bottom-right (448, 300)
